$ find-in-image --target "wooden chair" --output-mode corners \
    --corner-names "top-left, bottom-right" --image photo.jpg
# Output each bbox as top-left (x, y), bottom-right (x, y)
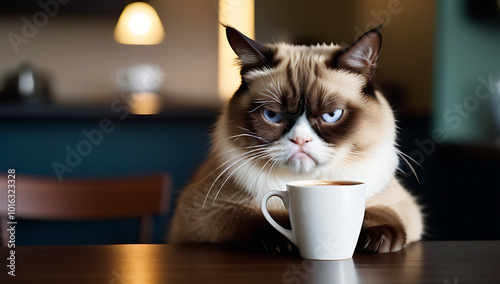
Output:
top-left (0, 173), bottom-right (171, 245)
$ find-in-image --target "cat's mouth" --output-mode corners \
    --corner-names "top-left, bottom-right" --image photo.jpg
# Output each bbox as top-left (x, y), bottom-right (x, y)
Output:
top-left (291, 151), bottom-right (314, 162)
top-left (288, 149), bottom-right (317, 172)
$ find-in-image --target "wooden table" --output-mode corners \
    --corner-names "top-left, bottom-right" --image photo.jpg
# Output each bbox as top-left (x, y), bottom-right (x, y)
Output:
top-left (2, 241), bottom-right (500, 283)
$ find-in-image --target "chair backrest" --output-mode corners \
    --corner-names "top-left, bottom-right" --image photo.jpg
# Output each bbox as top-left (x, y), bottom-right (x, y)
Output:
top-left (0, 172), bottom-right (171, 244)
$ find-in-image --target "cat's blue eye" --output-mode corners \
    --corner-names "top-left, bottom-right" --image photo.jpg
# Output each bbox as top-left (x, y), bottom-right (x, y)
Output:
top-left (321, 109), bottom-right (343, 123)
top-left (263, 108), bottom-right (284, 123)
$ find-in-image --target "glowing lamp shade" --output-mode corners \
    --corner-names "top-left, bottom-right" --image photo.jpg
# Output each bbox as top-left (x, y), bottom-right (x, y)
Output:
top-left (114, 2), bottom-right (164, 45)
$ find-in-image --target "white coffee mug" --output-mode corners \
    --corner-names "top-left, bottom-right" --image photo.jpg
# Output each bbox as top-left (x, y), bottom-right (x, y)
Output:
top-left (261, 180), bottom-right (365, 260)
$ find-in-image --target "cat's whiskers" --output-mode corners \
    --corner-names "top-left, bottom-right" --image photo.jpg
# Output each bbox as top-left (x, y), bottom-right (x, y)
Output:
top-left (219, 144), bottom-right (266, 156)
top-left (204, 131), bottom-right (269, 180)
top-left (252, 100), bottom-right (276, 106)
top-left (210, 136), bottom-right (262, 159)
top-left (211, 132), bottom-right (265, 154)
top-left (217, 148), bottom-right (282, 204)
top-left (212, 147), bottom-right (267, 174)
top-left (247, 103), bottom-right (266, 113)
top-left (258, 91), bottom-right (280, 104)
top-left (198, 144), bottom-right (269, 186)
top-left (203, 149), bottom-right (266, 207)
top-left (255, 152), bottom-right (278, 181)
top-left (264, 88), bottom-right (281, 103)
top-left (234, 126), bottom-right (264, 141)
top-left (207, 146), bottom-right (268, 176)
top-left (229, 133), bottom-right (270, 144)
top-left (235, 125), bottom-right (251, 132)
top-left (264, 69), bottom-right (282, 100)
top-left (276, 79), bottom-right (283, 97)
top-left (266, 156), bottom-right (282, 182)
top-left (395, 148), bottom-right (421, 166)
top-left (234, 126), bottom-right (262, 140)
top-left (394, 165), bottom-right (406, 175)
top-left (259, 68), bottom-right (282, 102)
top-left (253, 98), bottom-right (276, 103)
top-left (395, 148), bottom-right (421, 184)
top-left (212, 152), bottom-right (269, 204)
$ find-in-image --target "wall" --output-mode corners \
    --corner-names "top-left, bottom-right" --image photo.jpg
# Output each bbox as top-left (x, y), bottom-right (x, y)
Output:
top-left (0, 0), bottom-right (436, 114)
top-left (0, 0), bottom-right (221, 108)
top-left (433, 0), bottom-right (500, 142)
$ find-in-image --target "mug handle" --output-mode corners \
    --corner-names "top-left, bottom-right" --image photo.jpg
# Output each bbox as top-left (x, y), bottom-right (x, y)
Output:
top-left (261, 190), bottom-right (296, 245)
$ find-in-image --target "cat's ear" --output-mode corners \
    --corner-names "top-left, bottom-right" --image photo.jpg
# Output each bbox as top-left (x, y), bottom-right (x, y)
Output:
top-left (335, 25), bottom-right (382, 81)
top-left (225, 25), bottom-right (272, 69)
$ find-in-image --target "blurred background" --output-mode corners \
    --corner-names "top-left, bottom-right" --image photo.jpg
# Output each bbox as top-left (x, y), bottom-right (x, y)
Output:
top-left (0, 0), bottom-right (499, 245)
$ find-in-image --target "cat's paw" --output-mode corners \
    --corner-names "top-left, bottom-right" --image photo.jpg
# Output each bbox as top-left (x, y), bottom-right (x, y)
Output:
top-left (249, 226), bottom-right (299, 256)
top-left (356, 224), bottom-right (406, 253)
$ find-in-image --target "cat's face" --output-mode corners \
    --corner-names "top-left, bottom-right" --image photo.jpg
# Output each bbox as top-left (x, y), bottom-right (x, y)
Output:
top-left (222, 26), bottom-right (395, 175)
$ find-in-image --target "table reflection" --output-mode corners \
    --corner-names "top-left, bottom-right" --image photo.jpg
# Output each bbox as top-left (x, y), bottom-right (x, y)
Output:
top-left (282, 258), bottom-right (358, 284)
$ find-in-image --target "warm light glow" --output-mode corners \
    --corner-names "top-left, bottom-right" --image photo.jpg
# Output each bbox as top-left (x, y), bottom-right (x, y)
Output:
top-left (114, 2), bottom-right (164, 45)
top-left (127, 91), bottom-right (162, 115)
top-left (129, 14), bottom-right (151, 35)
top-left (218, 0), bottom-right (255, 101)
top-left (110, 246), bottom-right (161, 283)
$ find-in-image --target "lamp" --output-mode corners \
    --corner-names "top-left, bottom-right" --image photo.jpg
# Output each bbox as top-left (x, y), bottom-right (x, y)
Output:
top-left (114, 1), bottom-right (164, 45)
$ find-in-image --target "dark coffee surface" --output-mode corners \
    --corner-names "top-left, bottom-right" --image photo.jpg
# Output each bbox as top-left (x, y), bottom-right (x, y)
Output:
top-left (291, 180), bottom-right (363, 186)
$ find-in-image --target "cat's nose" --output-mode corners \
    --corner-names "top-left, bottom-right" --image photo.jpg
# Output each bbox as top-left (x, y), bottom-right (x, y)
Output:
top-left (290, 137), bottom-right (311, 145)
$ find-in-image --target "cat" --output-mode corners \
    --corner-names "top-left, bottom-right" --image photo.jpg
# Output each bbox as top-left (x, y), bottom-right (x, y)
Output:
top-left (168, 25), bottom-right (423, 253)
